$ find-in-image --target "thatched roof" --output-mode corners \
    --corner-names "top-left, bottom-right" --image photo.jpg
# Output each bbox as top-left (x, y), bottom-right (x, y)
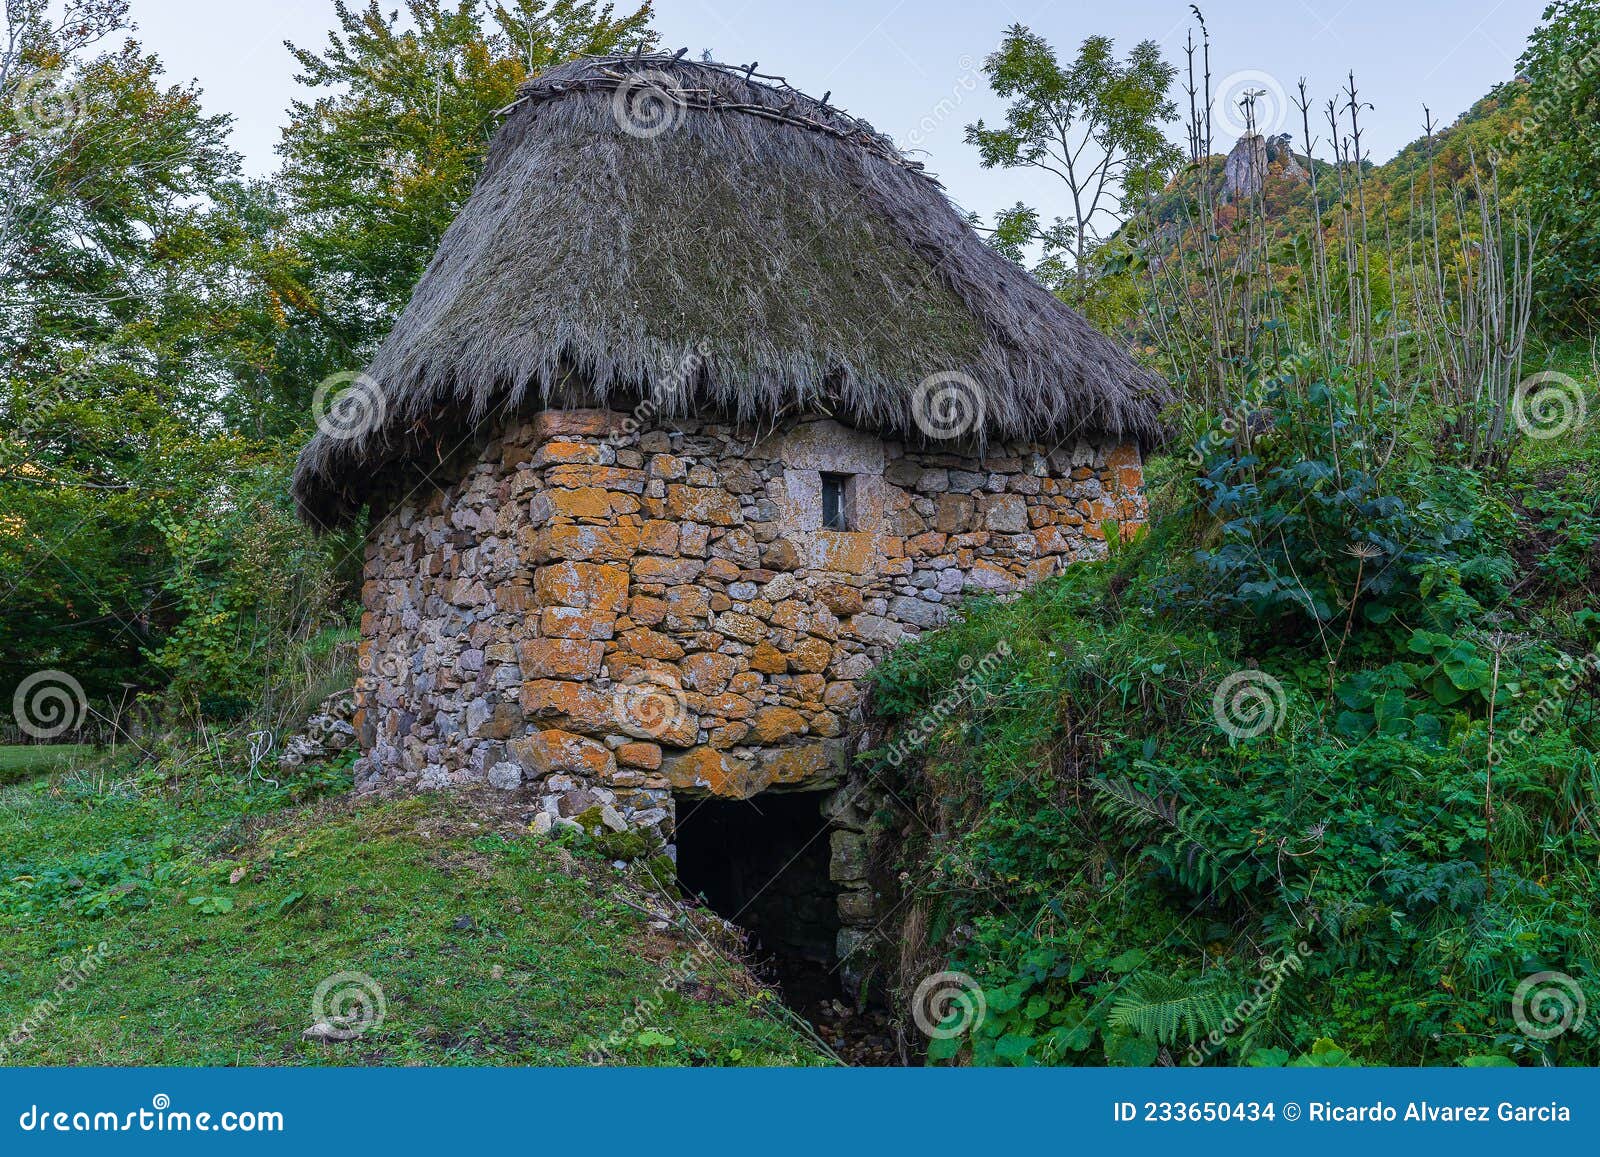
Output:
top-left (292, 53), bottom-right (1170, 528)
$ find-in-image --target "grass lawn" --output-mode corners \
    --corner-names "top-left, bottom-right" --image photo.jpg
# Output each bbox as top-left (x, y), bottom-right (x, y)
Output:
top-left (0, 765), bottom-right (823, 1066)
top-left (0, 745), bottom-right (93, 785)
top-left (1518, 338), bottom-right (1599, 472)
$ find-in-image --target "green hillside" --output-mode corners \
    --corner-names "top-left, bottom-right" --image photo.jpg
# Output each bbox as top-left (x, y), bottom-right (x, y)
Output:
top-left (0, 752), bottom-right (823, 1066)
top-left (1135, 84), bottom-right (1533, 261)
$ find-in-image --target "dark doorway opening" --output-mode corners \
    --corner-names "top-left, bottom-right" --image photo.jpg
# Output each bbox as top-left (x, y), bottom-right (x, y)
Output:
top-left (673, 790), bottom-right (840, 1001)
top-left (674, 789), bottom-right (899, 1064)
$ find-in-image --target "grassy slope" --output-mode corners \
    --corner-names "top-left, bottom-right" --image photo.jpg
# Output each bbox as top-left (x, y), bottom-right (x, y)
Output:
top-left (0, 754), bottom-right (821, 1066)
top-left (1518, 339), bottom-right (1600, 470)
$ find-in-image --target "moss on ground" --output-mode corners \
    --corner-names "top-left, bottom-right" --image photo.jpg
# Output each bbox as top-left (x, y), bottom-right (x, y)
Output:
top-left (0, 754), bottom-right (822, 1066)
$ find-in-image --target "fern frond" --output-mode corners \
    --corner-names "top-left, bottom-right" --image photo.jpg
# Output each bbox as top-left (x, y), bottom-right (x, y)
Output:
top-left (1092, 776), bottom-right (1244, 898)
top-left (1108, 971), bottom-right (1242, 1045)
top-left (1092, 775), bottom-right (1179, 829)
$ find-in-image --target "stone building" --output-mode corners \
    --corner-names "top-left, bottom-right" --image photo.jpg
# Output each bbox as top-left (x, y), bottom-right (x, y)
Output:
top-left (292, 55), bottom-right (1166, 978)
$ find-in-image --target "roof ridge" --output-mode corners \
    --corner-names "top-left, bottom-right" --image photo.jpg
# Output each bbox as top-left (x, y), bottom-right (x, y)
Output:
top-left (507, 53), bottom-right (934, 179)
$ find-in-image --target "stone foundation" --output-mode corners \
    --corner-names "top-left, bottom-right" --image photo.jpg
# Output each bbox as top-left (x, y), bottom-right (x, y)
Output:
top-left (352, 409), bottom-right (1146, 867)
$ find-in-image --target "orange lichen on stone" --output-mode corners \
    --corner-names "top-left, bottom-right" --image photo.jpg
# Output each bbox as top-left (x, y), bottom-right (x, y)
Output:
top-left (525, 524), bottom-right (640, 563)
top-left (519, 679), bottom-right (614, 733)
top-left (517, 638), bottom-right (604, 681)
top-left (787, 637), bottom-right (832, 673)
top-left (665, 485), bottom-right (742, 525)
top-left (532, 440), bottom-right (606, 467)
top-left (638, 519), bottom-right (680, 554)
top-left (810, 531), bottom-right (900, 575)
top-left (533, 562), bottom-right (628, 613)
top-left (632, 556), bottom-right (703, 584)
top-left (714, 612), bottom-right (765, 643)
top-left (662, 746), bottom-right (758, 796)
top-left (543, 464), bottom-right (646, 492)
top-left (509, 728), bottom-right (616, 778)
top-left (760, 743), bottom-right (832, 784)
top-left (618, 627), bottom-right (685, 661)
top-left (750, 706), bottom-right (808, 743)
top-left (749, 642), bottom-right (788, 674)
top-left (617, 741), bottom-right (663, 770)
top-left (538, 607), bottom-right (615, 640)
top-left (534, 486), bottom-right (635, 520)
top-left (530, 409), bottom-right (627, 440)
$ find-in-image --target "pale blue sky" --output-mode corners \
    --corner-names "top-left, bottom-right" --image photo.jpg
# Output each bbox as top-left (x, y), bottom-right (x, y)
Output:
top-left (126, 0), bottom-right (1545, 226)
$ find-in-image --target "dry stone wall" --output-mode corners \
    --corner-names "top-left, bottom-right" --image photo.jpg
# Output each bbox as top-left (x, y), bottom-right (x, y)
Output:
top-left (353, 410), bottom-right (1146, 855)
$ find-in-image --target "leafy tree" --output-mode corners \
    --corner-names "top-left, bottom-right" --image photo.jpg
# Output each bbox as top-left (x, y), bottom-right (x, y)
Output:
top-left (0, 0), bottom-right (132, 272)
top-left (0, 4), bottom-right (325, 720)
top-left (1511, 0), bottom-right (1600, 328)
top-left (279, 0), bottom-right (656, 356)
top-left (965, 25), bottom-right (1180, 306)
top-left (0, 0), bottom-right (662, 731)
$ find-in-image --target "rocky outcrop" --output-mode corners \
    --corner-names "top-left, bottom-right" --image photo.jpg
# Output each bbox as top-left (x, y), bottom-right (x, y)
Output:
top-left (1270, 133), bottom-right (1308, 182)
top-left (1223, 133), bottom-right (1269, 200)
top-left (1223, 132), bottom-right (1308, 201)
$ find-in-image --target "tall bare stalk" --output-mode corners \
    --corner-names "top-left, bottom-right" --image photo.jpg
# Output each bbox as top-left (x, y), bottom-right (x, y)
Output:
top-left (1132, 13), bottom-right (1537, 475)
top-left (1406, 114), bottom-right (1537, 470)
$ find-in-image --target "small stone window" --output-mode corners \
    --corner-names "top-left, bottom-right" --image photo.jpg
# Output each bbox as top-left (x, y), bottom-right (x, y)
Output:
top-left (820, 472), bottom-right (851, 531)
